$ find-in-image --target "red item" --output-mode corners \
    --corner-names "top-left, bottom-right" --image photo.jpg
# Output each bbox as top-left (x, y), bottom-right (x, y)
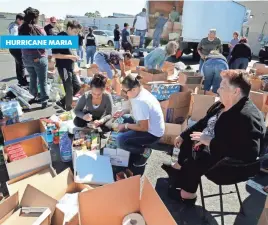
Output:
top-left (6, 144), bottom-right (22, 152)
top-left (11, 155), bottom-right (27, 161)
top-left (9, 151), bottom-right (27, 161)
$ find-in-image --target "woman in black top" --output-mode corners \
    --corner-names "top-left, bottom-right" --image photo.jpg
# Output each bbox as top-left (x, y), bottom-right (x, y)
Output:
top-left (229, 38), bottom-right (252, 69)
top-left (85, 28), bottom-right (97, 64)
top-left (114, 24), bottom-right (120, 51)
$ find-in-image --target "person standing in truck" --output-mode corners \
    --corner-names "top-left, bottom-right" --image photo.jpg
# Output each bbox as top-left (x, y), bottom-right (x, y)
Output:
top-left (153, 13), bottom-right (168, 48)
top-left (114, 24), bottom-right (120, 51)
top-left (169, 6), bottom-right (180, 23)
top-left (133, 8), bottom-right (149, 49)
top-left (227, 31), bottom-right (240, 61)
top-left (8, 13), bottom-right (28, 86)
top-left (197, 29), bottom-right (222, 72)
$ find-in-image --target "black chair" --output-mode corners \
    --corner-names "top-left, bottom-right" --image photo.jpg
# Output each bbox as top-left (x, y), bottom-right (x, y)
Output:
top-left (199, 157), bottom-right (260, 225)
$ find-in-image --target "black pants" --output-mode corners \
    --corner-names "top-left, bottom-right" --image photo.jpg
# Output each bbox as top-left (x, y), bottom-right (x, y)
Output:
top-left (121, 42), bottom-right (133, 53)
top-left (170, 136), bottom-right (222, 193)
top-left (9, 49), bottom-right (27, 85)
top-left (57, 67), bottom-right (81, 111)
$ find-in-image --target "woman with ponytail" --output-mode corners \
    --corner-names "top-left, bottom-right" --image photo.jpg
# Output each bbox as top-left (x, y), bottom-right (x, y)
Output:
top-left (19, 7), bottom-right (49, 108)
top-left (74, 73), bottom-right (113, 130)
top-left (113, 74), bottom-right (165, 167)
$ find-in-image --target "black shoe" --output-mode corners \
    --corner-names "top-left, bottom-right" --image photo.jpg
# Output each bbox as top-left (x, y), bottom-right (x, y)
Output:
top-left (133, 148), bottom-right (152, 167)
top-left (168, 186), bottom-right (197, 206)
top-left (56, 100), bottom-right (66, 110)
top-left (28, 98), bottom-right (41, 105)
top-left (41, 102), bottom-right (52, 109)
top-left (161, 163), bottom-right (180, 177)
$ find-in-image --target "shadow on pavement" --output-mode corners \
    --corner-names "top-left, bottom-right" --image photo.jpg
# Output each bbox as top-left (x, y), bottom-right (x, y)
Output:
top-left (155, 177), bottom-right (219, 225)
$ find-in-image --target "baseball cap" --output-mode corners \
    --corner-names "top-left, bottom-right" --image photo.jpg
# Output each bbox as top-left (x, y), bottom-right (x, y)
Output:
top-left (50, 17), bottom-right (57, 23)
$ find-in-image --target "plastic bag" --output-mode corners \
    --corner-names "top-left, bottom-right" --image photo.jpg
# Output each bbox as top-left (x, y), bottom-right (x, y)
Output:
top-left (8, 84), bottom-right (34, 101)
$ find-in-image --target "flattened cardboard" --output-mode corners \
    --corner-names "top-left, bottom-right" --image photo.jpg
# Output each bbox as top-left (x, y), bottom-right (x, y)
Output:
top-left (160, 121), bottom-right (187, 145)
top-left (0, 192), bottom-right (18, 223)
top-left (191, 94), bottom-right (219, 121)
top-left (78, 176), bottom-right (140, 225)
top-left (140, 178), bottom-right (177, 225)
top-left (253, 63), bottom-right (268, 76)
top-left (3, 136), bottom-right (51, 179)
top-left (250, 91), bottom-right (265, 111)
top-left (6, 165), bottom-right (56, 201)
top-left (2, 119), bottom-right (46, 145)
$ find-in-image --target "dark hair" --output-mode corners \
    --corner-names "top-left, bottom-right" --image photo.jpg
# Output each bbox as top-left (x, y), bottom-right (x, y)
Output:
top-left (67, 20), bottom-right (82, 30)
top-left (19, 7), bottom-right (41, 35)
top-left (142, 8), bottom-right (146, 12)
top-left (239, 37), bottom-right (248, 44)
top-left (123, 52), bottom-right (132, 59)
top-left (122, 74), bottom-right (142, 89)
top-left (90, 73), bottom-right (107, 89)
top-left (124, 23), bottom-right (129, 28)
top-left (16, 13), bottom-right (24, 21)
top-left (220, 70), bottom-right (251, 97)
top-left (88, 27), bottom-right (93, 34)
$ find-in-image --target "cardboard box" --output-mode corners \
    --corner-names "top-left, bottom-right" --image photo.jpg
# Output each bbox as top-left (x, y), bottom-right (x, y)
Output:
top-left (0, 185), bottom-right (57, 225)
top-left (250, 91), bottom-right (268, 113)
top-left (139, 70), bottom-right (168, 84)
top-left (160, 121), bottom-right (188, 145)
top-left (87, 66), bottom-right (99, 77)
top-left (160, 86), bottom-right (191, 123)
top-left (2, 119), bottom-right (46, 145)
top-left (6, 165), bottom-right (56, 201)
top-left (178, 71), bottom-right (203, 91)
top-left (130, 35), bottom-right (140, 47)
top-left (162, 61), bottom-right (175, 76)
top-left (253, 63), bottom-right (268, 76)
top-left (3, 136), bottom-right (51, 179)
top-left (169, 32), bottom-right (181, 40)
top-left (125, 58), bottom-right (140, 72)
top-left (103, 148), bottom-right (130, 167)
top-left (190, 94), bottom-right (219, 121)
top-left (78, 175), bottom-right (177, 225)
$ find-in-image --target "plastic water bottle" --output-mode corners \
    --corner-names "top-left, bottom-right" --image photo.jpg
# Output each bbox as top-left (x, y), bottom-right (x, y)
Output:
top-left (46, 124), bottom-right (54, 144)
top-left (59, 132), bottom-right (72, 162)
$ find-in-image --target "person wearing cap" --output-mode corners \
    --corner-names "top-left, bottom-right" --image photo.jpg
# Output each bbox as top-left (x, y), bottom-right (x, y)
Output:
top-left (8, 13), bottom-right (28, 86)
top-left (197, 29), bottom-right (222, 72)
top-left (121, 23), bottom-right (133, 53)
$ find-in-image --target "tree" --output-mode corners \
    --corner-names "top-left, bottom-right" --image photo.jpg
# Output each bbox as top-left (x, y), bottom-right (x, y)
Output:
top-left (84, 11), bottom-right (101, 18)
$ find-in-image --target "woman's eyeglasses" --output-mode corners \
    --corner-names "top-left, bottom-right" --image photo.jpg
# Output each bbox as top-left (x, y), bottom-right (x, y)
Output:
top-left (122, 88), bottom-right (132, 94)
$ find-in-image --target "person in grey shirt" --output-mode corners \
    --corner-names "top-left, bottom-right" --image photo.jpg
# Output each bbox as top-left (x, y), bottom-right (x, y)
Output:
top-left (153, 13), bottom-right (168, 47)
top-left (197, 29), bottom-right (222, 72)
top-left (74, 74), bottom-right (113, 131)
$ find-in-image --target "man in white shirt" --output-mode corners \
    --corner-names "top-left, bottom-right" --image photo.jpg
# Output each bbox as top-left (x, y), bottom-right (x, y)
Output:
top-left (8, 14), bottom-right (28, 86)
top-left (133, 8), bottom-right (149, 49)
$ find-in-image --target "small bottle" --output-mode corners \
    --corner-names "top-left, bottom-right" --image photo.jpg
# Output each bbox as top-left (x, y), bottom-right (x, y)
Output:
top-left (171, 147), bottom-right (180, 165)
top-left (46, 124), bottom-right (54, 144)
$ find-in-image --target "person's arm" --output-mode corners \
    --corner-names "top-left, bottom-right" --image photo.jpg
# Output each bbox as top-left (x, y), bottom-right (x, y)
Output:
top-left (52, 53), bottom-right (77, 60)
top-left (197, 40), bottom-right (205, 59)
top-left (99, 94), bottom-right (113, 123)
top-left (119, 60), bottom-right (126, 75)
top-left (127, 35), bottom-right (133, 46)
top-left (74, 94), bottom-right (87, 119)
top-left (10, 26), bottom-right (18, 35)
top-left (218, 39), bottom-right (223, 53)
top-left (133, 14), bottom-right (138, 28)
top-left (248, 45), bottom-right (252, 62)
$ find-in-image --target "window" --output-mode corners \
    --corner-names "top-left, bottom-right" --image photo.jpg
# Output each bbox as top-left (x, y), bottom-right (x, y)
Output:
top-left (93, 31), bottom-right (101, 35)
top-left (106, 31), bottom-right (113, 36)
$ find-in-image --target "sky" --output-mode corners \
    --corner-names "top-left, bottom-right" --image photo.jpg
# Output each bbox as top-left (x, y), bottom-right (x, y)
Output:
top-left (0, 0), bottom-right (146, 19)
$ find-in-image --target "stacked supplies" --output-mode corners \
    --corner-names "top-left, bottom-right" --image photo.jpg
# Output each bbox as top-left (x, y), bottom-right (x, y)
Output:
top-left (6, 143), bottom-right (27, 162)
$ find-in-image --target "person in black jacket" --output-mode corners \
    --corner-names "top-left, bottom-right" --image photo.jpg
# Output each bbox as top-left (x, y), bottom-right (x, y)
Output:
top-left (85, 28), bottom-right (97, 64)
top-left (162, 69), bottom-right (266, 205)
top-left (229, 38), bottom-right (252, 69)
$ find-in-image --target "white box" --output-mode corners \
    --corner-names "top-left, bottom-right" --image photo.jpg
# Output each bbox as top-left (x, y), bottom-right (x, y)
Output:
top-left (103, 148), bottom-right (130, 167)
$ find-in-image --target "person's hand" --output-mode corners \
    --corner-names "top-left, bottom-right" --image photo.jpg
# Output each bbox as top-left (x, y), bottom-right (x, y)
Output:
top-left (174, 136), bottom-right (183, 148)
top-left (228, 43), bottom-right (232, 48)
top-left (117, 124), bottom-right (125, 132)
top-left (93, 120), bottom-right (102, 127)
top-left (83, 114), bottom-right (92, 122)
top-left (201, 55), bottom-right (206, 60)
top-left (113, 110), bottom-right (125, 118)
top-left (70, 55), bottom-right (79, 62)
top-left (190, 132), bottom-right (213, 147)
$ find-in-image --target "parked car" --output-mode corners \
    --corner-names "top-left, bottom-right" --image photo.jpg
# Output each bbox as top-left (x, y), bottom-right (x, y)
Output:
top-left (259, 45), bottom-right (268, 63)
top-left (92, 30), bottom-right (114, 46)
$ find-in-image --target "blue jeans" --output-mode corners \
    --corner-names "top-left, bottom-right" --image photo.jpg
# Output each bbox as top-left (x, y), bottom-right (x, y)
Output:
top-left (86, 46), bottom-right (96, 64)
top-left (114, 41), bottom-right (120, 50)
top-left (94, 52), bottom-right (113, 79)
top-left (77, 46), bottom-right (83, 67)
top-left (22, 54), bottom-right (49, 103)
top-left (199, 58), bottom-right (204, 72)
top-left (202, 59), bottom-right (229, 93)
top-left (116, 115), bottom-right (160, 154)
top-left (135, 29), bottom-right (146, 48)
top-left (230, 58), bottom-right (249, 70)
top-left (153, 29), bottom-right (162, 47)
top-left (144, 53), bottom-right (157, 69)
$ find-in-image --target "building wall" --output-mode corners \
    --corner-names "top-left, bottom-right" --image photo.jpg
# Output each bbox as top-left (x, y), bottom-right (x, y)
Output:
top-left (0, 12), bottom-right (45, 35)
top-left (239, 1), bottom-right (268, 56)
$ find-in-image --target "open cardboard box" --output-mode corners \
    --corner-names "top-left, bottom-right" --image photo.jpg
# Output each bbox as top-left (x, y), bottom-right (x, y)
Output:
top-left (253, 62), bottom-right (268, 76)
top-left (160, 85), bottom-right (191, 123)
top-left (160, 121), bottom-right (188, 145)
top-left (190, 94), bottom-right (220, 122)
top-left (139, 69), bottom-right (168, 84)
top-left (78, 175), bottom-right (177, 225)
top-left (249, 91), bottom-right (268, 113)
top-left (3, 136), bottom-right (51, 179)
top-left (178, 71), bottom-right (203, 91)
top-left (0, 185), bottom-right (57, 225)
top-left (2, 119), bottom-right (46, 145)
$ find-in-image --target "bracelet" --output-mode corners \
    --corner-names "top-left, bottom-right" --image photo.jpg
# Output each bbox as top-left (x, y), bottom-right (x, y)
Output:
top-left (125, 123), bottom-right (129, 130)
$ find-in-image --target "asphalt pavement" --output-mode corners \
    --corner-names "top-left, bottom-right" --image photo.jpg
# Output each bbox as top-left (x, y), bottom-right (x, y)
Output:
top-left (0, 52), bottom-right (267, 225)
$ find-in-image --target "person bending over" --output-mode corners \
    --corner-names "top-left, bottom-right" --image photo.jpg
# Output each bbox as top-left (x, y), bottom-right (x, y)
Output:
top-left (94, 50), bottom-right (132, 78)
top-left (52, 20), bottom-right (82, 111)
top-left (74, 73), bottom-right (113, 133)
top-left (113, 74), bottom-right (165, 167)
top-left (162, 70), bottom-right (265, 205)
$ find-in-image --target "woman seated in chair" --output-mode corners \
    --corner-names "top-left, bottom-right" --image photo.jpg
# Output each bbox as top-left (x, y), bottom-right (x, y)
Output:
top-left (162, 69), bottom-right (266, 205)
top-left (113, 74), bottom-right (165, 167)
top-left (73, 73), bottom-right (113, 132)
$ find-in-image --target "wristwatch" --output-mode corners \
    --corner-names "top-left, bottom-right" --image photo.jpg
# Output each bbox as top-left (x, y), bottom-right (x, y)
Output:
top-left (125, 123), bottom-right (129, 130)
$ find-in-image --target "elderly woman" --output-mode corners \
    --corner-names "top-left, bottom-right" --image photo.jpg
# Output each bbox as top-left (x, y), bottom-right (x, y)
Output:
top-left (227, 31), bottom-right (240, 60)
top-left (201, 50), bottom-right (229, 94)
top-left (162, 70), bottom-right (266, 204)
top-left (94, 51), bottom-right (132, 79)
top-left (144, 41), bottom-right (178, 69)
